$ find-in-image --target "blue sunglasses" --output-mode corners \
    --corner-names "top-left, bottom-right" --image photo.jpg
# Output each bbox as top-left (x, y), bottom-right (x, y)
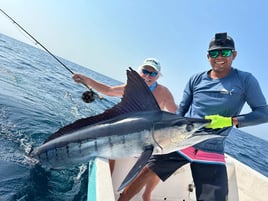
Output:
top-left (142, 69), bottom-right (158, 77)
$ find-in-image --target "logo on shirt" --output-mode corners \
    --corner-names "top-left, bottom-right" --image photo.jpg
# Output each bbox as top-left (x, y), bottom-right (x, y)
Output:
top-left (220, 88), bottom-right (234, 95)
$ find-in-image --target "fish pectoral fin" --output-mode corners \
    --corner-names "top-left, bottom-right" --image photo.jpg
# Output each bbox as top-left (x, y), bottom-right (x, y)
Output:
top-left (117, 145), bottom-right (154, 192)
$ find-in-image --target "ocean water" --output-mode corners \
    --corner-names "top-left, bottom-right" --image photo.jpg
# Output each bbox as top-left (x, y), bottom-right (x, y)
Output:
top-left (0, 33), bottom-right (267, 201)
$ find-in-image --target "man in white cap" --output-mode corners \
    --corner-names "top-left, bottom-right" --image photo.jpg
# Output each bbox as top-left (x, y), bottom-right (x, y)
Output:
top-left (73, 58), bottom-right (178, 195)
top-left (73, 58), bottom-right (177, 112)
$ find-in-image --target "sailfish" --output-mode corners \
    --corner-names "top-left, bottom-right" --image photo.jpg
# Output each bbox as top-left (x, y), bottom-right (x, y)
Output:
top-left (30, 68), bottom-right (217, 190)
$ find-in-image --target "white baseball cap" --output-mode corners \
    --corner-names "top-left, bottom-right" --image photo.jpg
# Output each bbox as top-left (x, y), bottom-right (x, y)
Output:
top-left (140, 58), bottom-right (161, 72)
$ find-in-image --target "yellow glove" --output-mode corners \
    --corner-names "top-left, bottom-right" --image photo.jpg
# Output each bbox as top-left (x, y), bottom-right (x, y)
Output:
top-left (205, 115), bottom-right (233, 129)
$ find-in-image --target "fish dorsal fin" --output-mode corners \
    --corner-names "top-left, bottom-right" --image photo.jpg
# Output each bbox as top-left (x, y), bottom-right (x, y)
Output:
top-left (44, 68), bottom-right (160, 142)
top-left (116, 67), bottom-right (160, 113)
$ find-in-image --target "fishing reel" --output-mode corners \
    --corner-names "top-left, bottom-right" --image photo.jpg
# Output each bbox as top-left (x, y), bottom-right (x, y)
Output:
top-left (82, 89), bottom-right (103, 103)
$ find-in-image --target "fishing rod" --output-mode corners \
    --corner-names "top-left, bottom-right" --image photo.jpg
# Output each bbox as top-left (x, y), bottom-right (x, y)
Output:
top-left (0, 9), bottom-right (103, 103)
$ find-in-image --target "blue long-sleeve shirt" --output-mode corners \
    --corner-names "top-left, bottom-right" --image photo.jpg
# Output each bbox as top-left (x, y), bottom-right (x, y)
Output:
top-left (177, 68), bottom-right (268, 153)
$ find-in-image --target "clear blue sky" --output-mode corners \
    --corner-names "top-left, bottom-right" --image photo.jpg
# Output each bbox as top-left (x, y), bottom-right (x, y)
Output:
top-left (1, 1), bottom-right (268, 140)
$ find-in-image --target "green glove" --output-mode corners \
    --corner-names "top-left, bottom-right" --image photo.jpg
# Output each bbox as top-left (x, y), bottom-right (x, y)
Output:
top-left (205, 115), bottom-right (233, 129)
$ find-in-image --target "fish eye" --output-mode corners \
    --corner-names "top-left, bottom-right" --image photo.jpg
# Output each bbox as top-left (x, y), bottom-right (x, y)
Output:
top-left (186, 124), bottom-right (194, 132)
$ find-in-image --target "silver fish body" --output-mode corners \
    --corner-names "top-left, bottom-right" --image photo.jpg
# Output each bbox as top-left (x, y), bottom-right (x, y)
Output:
top-left (30, 111), bottom-right (211, 168)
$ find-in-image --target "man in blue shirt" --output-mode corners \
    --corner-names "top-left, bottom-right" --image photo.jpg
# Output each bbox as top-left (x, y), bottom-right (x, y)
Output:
top-left (118, 33), bottom-right (268, 201)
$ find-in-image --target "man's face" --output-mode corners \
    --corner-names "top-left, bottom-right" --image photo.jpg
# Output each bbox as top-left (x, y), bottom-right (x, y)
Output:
top-left (207, 49), bottom-right (237, 73)
top-left (139, 66), bottom-right (159, 86)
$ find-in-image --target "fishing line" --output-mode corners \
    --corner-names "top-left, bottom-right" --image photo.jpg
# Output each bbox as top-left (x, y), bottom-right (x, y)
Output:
top-left (0, 9), bottom-right (103, 103)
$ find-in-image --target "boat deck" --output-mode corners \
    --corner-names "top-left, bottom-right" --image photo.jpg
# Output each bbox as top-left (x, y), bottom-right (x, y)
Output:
top-left (88, 155), bottom-right (268, 201)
